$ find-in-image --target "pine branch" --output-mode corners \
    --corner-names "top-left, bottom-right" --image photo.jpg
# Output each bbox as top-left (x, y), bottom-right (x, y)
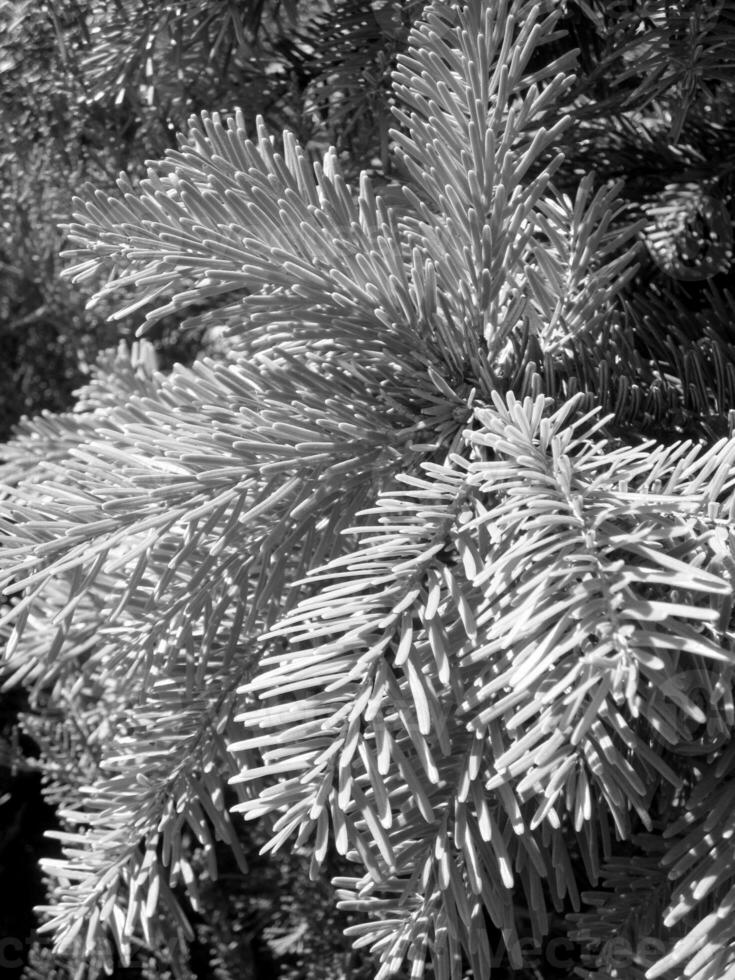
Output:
top-left (232, 389), bottom-right (735, 976)
top-left (3, 1), bottom-right (735, 976)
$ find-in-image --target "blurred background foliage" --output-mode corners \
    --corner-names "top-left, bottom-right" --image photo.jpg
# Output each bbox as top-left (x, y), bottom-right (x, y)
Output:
top-left (2, 0), bottom-right (735, 977)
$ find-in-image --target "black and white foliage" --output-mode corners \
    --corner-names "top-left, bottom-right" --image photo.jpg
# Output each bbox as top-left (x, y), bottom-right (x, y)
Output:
top-left (3, 1), bottom-right (735, 979)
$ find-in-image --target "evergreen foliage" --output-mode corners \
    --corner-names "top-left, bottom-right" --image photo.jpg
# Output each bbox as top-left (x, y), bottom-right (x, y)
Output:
top-left (3, 0), bottom-right (735, 978)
